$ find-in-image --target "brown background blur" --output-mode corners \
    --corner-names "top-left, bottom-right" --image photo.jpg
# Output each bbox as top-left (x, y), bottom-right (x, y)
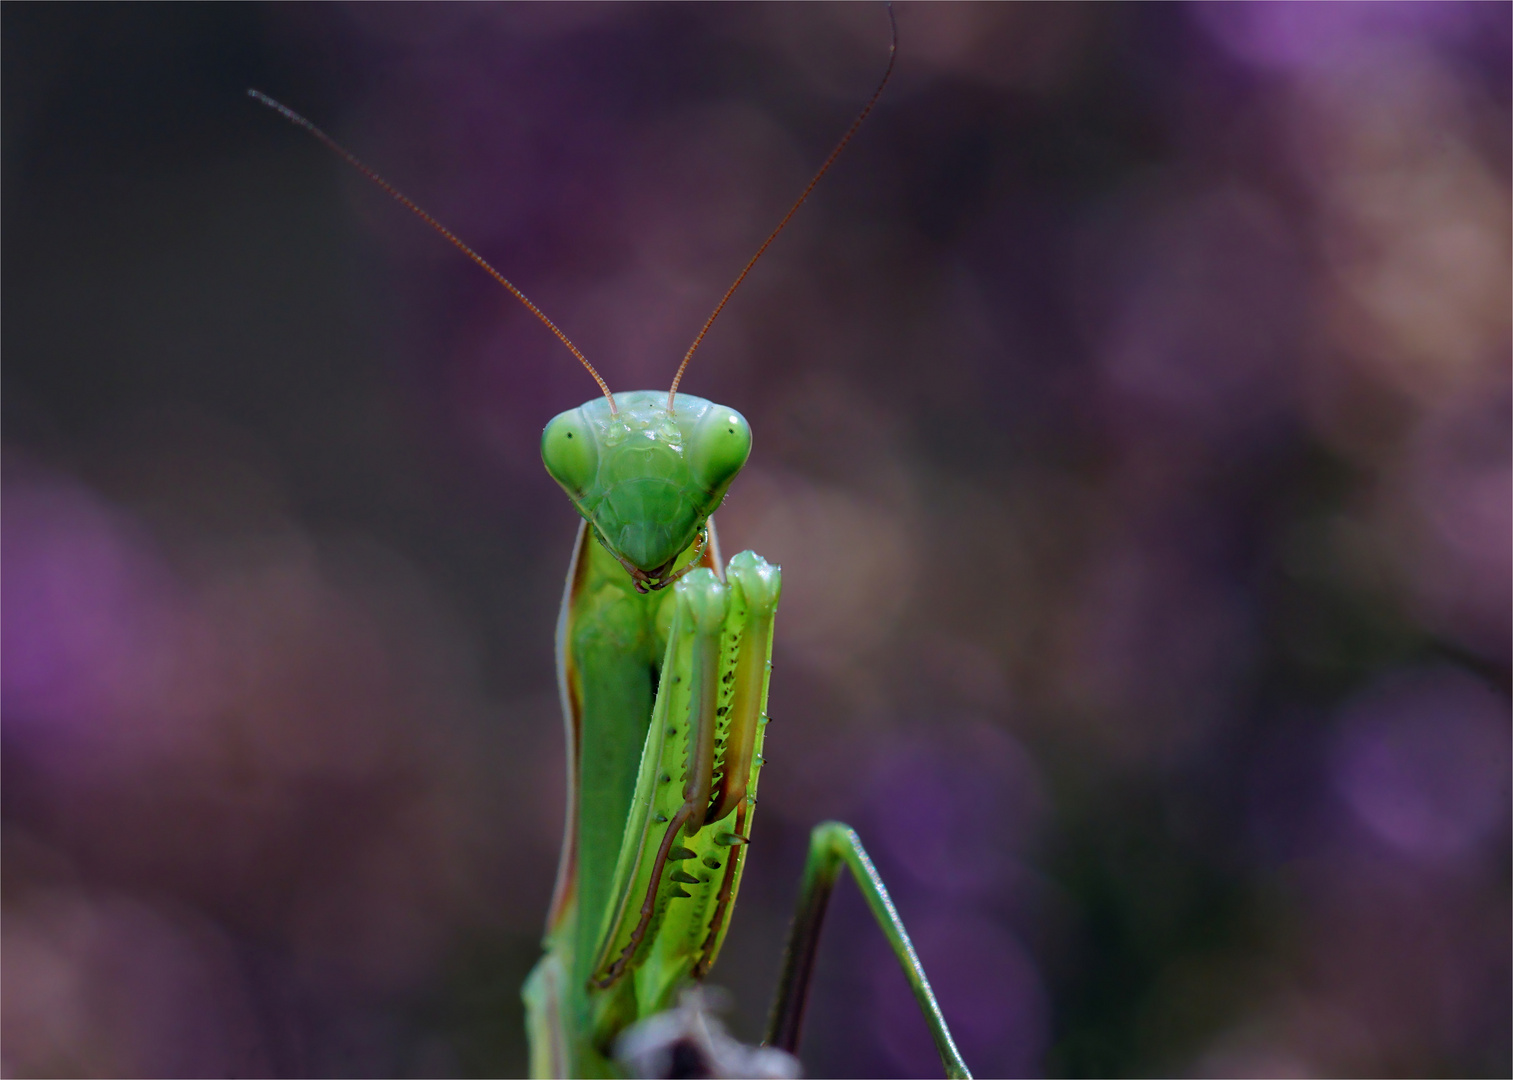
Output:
top-left (4, 4), bottom-right (1509, 1077)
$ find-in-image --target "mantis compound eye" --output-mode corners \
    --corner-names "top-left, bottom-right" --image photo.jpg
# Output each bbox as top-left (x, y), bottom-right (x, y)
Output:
top-left (541, 409), bottom-right (599, 498)
top-left (687, 405), bottom-right (752, 496)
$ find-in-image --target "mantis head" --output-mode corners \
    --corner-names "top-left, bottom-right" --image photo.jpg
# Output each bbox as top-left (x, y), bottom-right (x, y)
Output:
top-left (542, 391), bottom-right (751, 590)
top-left (248, 5), bottom-right (891, 594)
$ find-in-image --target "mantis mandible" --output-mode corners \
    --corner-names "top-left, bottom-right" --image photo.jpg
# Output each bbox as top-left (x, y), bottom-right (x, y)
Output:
top-left (251, 10), bottom-right (970, 1077)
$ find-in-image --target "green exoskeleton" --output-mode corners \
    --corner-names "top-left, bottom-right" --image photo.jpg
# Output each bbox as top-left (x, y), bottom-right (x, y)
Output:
top-left (251, 10), bottom-right (970, 1077)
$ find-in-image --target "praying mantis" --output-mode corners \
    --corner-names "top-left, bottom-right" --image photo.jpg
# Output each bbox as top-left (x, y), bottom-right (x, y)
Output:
top-left (252, 9), bottom-right (970, 1077)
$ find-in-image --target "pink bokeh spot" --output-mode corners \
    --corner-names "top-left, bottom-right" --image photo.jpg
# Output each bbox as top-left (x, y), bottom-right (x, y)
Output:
top-left (1332, 667), bottom-right (1511, 862)
top-left (1, 466), bottom-right (192, 771)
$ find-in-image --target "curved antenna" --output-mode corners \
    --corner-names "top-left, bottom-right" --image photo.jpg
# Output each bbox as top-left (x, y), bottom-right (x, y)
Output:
top-left (247, 89), bottom-right (617, 413)
top-left (668, 4), bottom-right (897, 408)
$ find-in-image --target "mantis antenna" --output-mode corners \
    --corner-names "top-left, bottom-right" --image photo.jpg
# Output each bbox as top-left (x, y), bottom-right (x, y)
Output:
top-left (246, 88), bottom-right (618, 414)
top-left (667, 3), bottom-right (898, 410)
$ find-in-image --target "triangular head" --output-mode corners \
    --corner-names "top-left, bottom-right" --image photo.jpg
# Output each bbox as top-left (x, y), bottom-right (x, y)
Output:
top-left (542, 391), bottom-right (751, 590)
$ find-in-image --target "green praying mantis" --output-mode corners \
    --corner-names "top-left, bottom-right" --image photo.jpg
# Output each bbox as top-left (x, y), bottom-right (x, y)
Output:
top-left (252, 10), bottom-right (970, 1077)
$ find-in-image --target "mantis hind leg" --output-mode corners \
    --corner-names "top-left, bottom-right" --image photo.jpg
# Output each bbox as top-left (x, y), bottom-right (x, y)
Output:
top-left (764, 821), bottom-right (972, 1079)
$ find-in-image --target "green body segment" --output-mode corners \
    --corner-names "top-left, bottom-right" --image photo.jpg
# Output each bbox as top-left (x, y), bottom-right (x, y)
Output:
top-left (526, 391), bottom-right (779, 1077)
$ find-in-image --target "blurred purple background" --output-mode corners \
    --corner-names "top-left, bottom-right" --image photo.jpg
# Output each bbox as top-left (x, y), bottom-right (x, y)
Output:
top-left (3, 4), bottom-right (1509, 1077)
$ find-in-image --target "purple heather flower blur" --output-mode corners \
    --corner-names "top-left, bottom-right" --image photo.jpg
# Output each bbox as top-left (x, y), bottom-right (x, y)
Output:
top-left (4, 4), bottom-right (1508, 1077)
